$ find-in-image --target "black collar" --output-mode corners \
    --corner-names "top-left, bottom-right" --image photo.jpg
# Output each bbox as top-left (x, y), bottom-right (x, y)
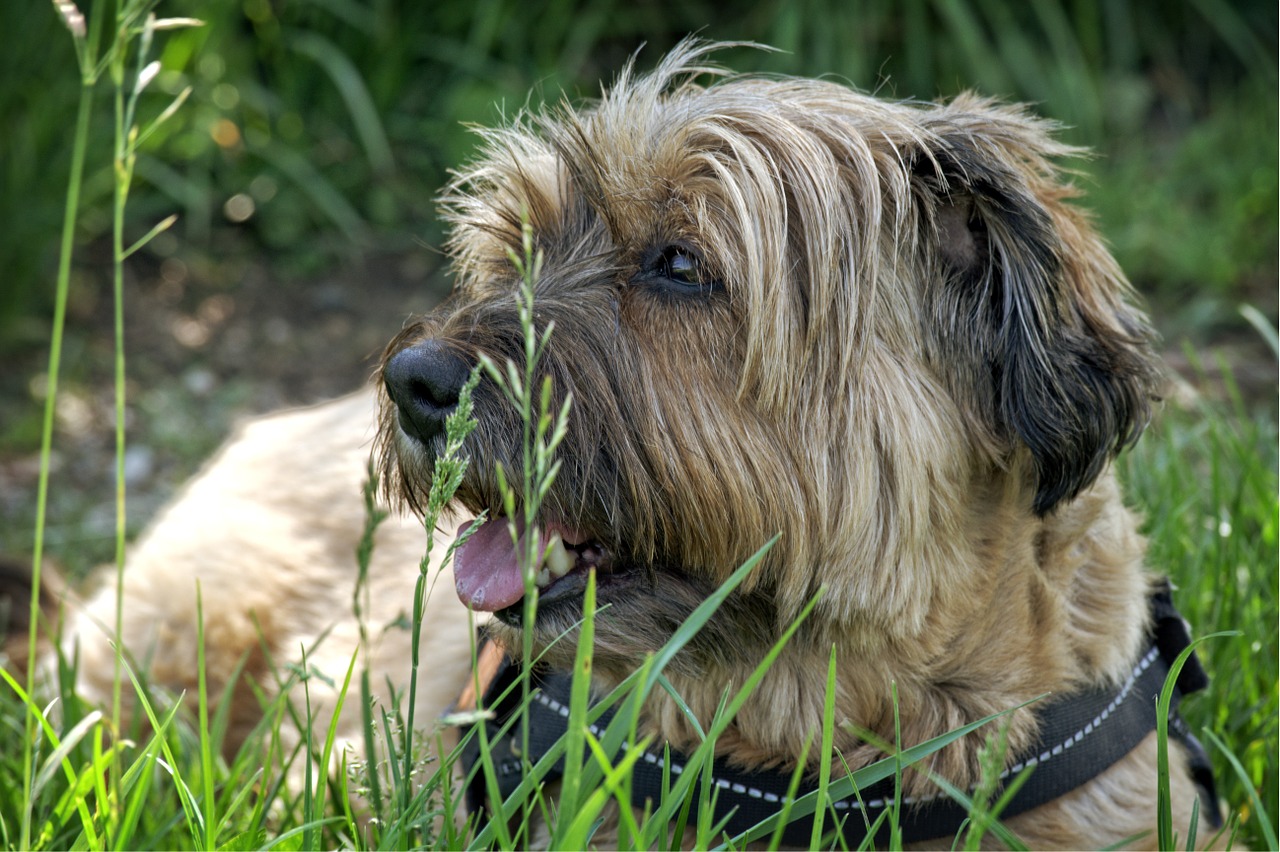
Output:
top-left (455, 579), bottom-right (1220, 845)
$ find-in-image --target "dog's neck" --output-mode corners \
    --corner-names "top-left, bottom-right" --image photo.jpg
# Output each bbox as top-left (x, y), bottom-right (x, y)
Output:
top-left (634, 469), bottom-right (1150, 791)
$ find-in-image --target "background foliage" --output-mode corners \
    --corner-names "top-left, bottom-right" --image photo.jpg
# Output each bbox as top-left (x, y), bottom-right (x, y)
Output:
top-left (2, 0), bottom-right (1276, 336)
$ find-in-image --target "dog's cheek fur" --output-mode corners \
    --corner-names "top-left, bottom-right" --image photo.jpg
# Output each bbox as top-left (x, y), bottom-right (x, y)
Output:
top-left (916, 107), bottom-right (1161, 516)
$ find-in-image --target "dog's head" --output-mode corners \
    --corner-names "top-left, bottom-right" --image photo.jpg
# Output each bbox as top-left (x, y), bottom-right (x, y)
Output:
top-left (377, 40), bottom-right (1160, 677)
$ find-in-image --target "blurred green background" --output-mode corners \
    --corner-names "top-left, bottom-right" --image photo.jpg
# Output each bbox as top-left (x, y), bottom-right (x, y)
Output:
top-left (4, 0), bottom-right (1276, 325)
top-left (0, 0), bottom-right (1276, 572)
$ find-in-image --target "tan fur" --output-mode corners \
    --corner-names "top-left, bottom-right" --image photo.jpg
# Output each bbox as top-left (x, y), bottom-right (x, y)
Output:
top-left (55, 40), bottom-right (1217, 848)
top-left (62, 392), bottom-right (477, 787)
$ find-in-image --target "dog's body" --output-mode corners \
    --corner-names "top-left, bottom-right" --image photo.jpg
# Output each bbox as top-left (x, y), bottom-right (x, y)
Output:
top-left (56, 42), bottom-right (1218, 848)
top-left (66, 391), bottom-right (476, 773)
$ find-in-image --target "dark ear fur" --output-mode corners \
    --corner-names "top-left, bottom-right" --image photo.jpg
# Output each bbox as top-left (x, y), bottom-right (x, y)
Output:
top-left (917, 141), bottom-right (1161, 515)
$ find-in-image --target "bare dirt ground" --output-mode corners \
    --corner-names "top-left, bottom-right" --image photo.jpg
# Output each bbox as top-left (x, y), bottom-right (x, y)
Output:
top-left (0, 232), bottom-right (1275, 581)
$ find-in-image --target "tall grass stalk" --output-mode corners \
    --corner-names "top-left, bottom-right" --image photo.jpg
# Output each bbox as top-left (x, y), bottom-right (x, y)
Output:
top-left (476, 216), bottom-right (572, 843)
top-left (365, 368), bottom-right (480, 846)
top-left (110, 7), bottom-right (198, 846)
top-left (108, 8), bottom-right (142, 839)
top-left (22, 71), bottom-right (94, 852)
top-left (809, 646), bottom-right (838, 848)
top-left (353, 467), bottom-right (389, 832)
top-left (401, 370), bottom-right (480, 816)
top-left (22, 3), bottom-right (104, 848)
top-left (195, 584), bottom-right (218, 849)
top-left (1156, 631), bottom-right (1239, 850)
top-left (22, 3), bottom-right (199, 847)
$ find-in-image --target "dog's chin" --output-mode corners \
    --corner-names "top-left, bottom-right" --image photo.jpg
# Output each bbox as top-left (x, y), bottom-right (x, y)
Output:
top-left (491, 559), bottom-right (643, 629)
top-left (486, 545), bottom-right (670, 676)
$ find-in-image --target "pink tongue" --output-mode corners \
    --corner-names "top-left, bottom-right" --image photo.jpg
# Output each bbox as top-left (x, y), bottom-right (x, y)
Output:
top-left (454, 519), bottom-right (527, 612)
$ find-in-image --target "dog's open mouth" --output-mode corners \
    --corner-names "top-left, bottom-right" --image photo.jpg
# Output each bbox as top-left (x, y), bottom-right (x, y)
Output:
top-left (453, 517), bottom-right (617, 619)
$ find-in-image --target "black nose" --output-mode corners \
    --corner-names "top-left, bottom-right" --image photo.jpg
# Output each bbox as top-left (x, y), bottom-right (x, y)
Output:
top-left (383, 339), bottom-right (471, 445)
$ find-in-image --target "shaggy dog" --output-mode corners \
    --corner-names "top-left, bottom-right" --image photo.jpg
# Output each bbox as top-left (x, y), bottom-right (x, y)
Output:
top-left (59, 41), bottom-right (1218, 848)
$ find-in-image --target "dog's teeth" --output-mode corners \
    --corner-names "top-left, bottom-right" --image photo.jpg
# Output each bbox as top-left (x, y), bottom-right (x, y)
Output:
top-left (546, 539), bottom-right (574, 578)
top-left (535, 567), bottom-right (551, 588)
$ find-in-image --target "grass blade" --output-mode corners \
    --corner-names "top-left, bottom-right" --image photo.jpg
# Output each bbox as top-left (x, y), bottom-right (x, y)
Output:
top-left (1239, 304), bottom-right (1279, 357)
top-left (1201, 728), bottom-right (1278, 851)
top-left (809, 645), bottom-right (837, 849)
top-left (1157, 631), bottom-right (1238, 849)
top-left (726, 694), bottom-right (1048, 847)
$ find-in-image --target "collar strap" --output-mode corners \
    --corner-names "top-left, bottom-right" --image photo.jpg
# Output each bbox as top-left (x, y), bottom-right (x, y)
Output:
top-left (456, 579), bottom-right (1220, 844)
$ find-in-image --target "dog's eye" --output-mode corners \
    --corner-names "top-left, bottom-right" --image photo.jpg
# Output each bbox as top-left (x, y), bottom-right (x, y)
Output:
top-left (642, 245), bottom-right (720, 296)
top-left (663, 248), bottom-right (700, 284)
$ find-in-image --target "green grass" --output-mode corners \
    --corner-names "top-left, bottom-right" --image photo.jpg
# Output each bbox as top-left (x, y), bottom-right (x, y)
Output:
top-left (4, 308), bottom-right (1277, 852)
top-left (1118, 356), bottom-right (1280, 849)
top-left (1, 0), bottom-right (1273, 336)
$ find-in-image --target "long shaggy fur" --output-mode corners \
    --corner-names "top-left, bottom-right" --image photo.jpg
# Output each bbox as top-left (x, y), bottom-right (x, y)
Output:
top-left (51, 40), bottom-right (1213, 849)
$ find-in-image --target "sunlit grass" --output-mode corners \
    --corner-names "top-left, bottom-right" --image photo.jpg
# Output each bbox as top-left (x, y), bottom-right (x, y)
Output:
top-left (7, 355), bottom-right (1273, 850)
top-left (1118, 353), bottom-right (1279, 850)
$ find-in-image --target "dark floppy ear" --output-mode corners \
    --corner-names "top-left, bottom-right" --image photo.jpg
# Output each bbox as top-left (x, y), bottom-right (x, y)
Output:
top-left (915, 136), bottom-right (1161, 515)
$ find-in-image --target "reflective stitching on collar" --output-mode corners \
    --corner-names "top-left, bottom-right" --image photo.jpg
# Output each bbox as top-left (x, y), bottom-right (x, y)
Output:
top-left (531, 643), bottom-right (1162, 813)
top-left (1001, 646), bottom-right (1159, 778)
